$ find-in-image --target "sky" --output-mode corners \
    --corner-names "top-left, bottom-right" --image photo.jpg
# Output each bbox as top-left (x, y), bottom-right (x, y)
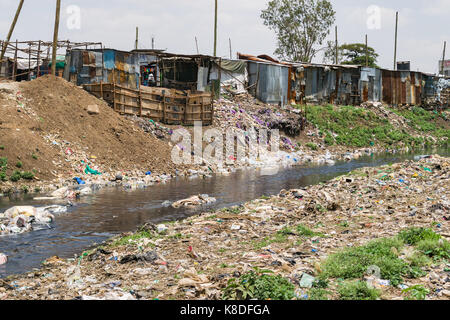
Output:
top-left (0, 0), bottom-right (448, 74)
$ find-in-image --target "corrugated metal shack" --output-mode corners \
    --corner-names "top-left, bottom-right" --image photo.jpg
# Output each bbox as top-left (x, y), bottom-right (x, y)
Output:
top-left (359, 67), bottom-right (382, 103)
top-left (238, 53), bottom-right (290, 106)
top-left (290, 63), bottom-right (361, 105)
top-left (64, 49), bottom-right (140, 89)
top-left (381, 69), bottom-right (423, 106)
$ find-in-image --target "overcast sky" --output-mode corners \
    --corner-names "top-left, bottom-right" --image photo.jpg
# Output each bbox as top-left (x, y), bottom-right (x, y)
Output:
top-left (0, 0), bottom-right (448, 73)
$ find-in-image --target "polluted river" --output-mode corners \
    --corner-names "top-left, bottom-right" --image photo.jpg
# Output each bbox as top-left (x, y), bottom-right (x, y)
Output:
top-left (0, 149), bottom-right (448, 278)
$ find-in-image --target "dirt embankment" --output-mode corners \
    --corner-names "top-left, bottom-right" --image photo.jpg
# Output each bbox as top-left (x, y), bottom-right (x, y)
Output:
top-left (0, 76), bottom-right (180, 191)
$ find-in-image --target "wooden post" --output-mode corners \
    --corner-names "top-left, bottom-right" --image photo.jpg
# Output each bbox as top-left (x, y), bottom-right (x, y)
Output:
top-left (365, 34), bottom-right (368, 67)
top-left (13, 40), bottom-right (18, 80)
top-left (184, 92), bottom-right (189, 125)
top-left (0, 0), bottom-right (24, 63)
top-left (218, 57), bottom-right (222, 99)
top-left (335, 26), bottom-right (338, 65)
top-left (135, 27), bottom-right (139, 50)
top-left (139, 86), bottom-right (142, 117)
top-left (162, 91), bottom-right (166, 123)
top-left (52, 0), bottom-right (61, 76)
top-left (229, 38), bottom-right (232, 60)
top-left (394, 11), bottom-right (398, 70)
top-left (113, 69), bottom-right (117, 111)
top-left (441, 41), bottom-right (447, 75)
top-left (28, 42), bottom-right (31, 80)
top-left (214, 0), bottom-right (218, 57)
top-left (195, 37), bottom-right (199, 54)
top-left (37, 40), bottom-right (41, 77)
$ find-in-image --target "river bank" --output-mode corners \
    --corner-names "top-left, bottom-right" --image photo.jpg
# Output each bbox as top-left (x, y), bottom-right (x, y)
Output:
top-left (1, 76), bottom-right (448, 198)
top-left (1, 155), bottom-right (448, 300)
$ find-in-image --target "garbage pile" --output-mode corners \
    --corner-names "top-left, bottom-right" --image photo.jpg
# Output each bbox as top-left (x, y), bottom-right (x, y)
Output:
top-left (0, 205), bottom-right (67, 235)
top-left (1, 155), bottom-right (448, 300)
top-left (126, 116), bottom-right (174, 140)
top-left (214, 96), bottom-right (306, 150)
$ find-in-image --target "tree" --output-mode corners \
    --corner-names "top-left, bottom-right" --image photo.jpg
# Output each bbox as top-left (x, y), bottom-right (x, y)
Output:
top-left (324, 42), bottom-right (379, 68)
top-left (261, 0), bottom-right (335, 63)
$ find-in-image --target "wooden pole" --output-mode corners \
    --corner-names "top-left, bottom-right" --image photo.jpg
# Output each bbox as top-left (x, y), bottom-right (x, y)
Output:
top-left (335, 26), bottom-right (338, 65)
top-left (13, 40), bottom-right (18, 80)
top-left (0, 0), bottom-right (24, 63)
top-left (52, 0), bottom-right (61, 76)
top-left (214, 0), bottom-right (218, 57)
top-left (195, 37), bottom-right (199, 54)
top-left (394, 11), bottom-right (398, 70)
top-left (441, 41), bottom-right (447, 75)
top-left (229, 38), bottom-right (232, 59)
top-left (135, 27), bottom-right (139, 50)
top-left (28, 42), bottom-right (31, 80)
top-left (365, 34), bottom-right (368, 67)
top-left (37, 40), bottom-right (41, 77)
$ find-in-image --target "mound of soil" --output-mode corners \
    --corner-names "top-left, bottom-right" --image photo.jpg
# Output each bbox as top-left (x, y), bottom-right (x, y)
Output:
top-left (0, 75), bottom-right (179, 184)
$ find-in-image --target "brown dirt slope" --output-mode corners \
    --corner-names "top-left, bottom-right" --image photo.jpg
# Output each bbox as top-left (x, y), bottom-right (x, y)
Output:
top-left (0, 75), bottom-right (178, 183)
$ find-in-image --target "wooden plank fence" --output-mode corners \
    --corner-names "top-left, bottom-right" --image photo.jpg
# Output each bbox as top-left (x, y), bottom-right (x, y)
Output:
top-left (83, 83), bottom-right (213, 125)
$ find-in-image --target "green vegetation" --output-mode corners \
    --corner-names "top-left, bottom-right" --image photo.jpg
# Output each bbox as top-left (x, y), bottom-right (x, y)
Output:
top-left (321, 237), bottom-right (407, 285)
top-left (297, 224), bottom-right (324, 237)
top-left (0, 157), bottom-right (7, 181)
top-left (32, 153), bottom-right (38, 160)
top-left (0, 145), bottom-right (4, 150)
top-left (112, 230), bottom-right (155, 247)
top-left (16, 161), bottom-right (23, 168)
top-left (402, 285), bottom-right (429, 300)
top-left (321, 228), bottom-right (448, 288)
top-left (306, 142), bottom-right (318, 150)
top-left (307, 288), bottom-right (330, 300)
top-left (391, 107), bottom-right (450, 139)
top-left (398, 227), bottom-right (441, 245)
top-left (9, 170), bottom-right (22, 182)
top-left (222, 269), bottom-right (295, 300)
top-left (305, 105), bottom-right (447, 148)
top-left (338, 281), bottom-right (380, 300)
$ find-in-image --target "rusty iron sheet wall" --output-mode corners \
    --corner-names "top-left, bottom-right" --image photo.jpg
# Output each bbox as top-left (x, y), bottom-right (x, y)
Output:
top-left (381, 70), bottom-right (423, 105)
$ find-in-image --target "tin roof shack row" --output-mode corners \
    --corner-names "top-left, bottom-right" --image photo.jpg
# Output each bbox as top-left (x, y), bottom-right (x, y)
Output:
top-left (64, 50), bottom-right (224, 95)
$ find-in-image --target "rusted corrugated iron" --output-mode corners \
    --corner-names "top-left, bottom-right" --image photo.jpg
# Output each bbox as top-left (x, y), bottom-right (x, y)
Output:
top-left (381, 69), bottom-right (423, 105)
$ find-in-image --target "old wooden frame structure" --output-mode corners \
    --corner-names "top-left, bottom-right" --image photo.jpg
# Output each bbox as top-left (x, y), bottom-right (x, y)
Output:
top-left (83, 83), bottom-right (213, 125)
top-left (0, 40), bottom-right (102, 81)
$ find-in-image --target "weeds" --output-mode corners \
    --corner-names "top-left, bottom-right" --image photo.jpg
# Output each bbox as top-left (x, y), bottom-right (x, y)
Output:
top-left (338, 281), bottom-right (380, 300)
top-left (402, 285), bottom-right (429, 300)
top-left (222, 268), bottom-right (295, 300)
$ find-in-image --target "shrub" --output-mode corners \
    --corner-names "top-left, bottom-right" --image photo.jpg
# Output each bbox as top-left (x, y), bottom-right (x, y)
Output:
top-left (398, 227), bottom-right (441, 245)
top-left (338, 281), bottom-right (380, 300)
top-left (222, 269), bottom-right (295, 300)
top-left (321, 238), bottom-right (407, 286)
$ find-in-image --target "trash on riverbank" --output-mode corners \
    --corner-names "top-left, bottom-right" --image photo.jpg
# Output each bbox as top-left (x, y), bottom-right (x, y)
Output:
top-left (0, 155), bottom-right (449, 300)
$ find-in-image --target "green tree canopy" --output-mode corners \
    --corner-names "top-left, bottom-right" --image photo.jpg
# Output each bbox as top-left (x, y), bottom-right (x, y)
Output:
top-left (324, 42), bottom-right (379, 68)
top-left (261, 0), bottom-right (335, 63)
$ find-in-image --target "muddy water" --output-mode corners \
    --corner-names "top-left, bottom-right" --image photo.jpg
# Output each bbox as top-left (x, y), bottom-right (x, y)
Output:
top-left (0, 149), bottom-right (448, 278)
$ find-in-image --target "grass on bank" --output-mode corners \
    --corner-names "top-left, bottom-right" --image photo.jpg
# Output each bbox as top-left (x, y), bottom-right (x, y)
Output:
top-left (320, 227), bottom-right (449, 288)
top-left (302, 105), bottom-right (448, 148)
